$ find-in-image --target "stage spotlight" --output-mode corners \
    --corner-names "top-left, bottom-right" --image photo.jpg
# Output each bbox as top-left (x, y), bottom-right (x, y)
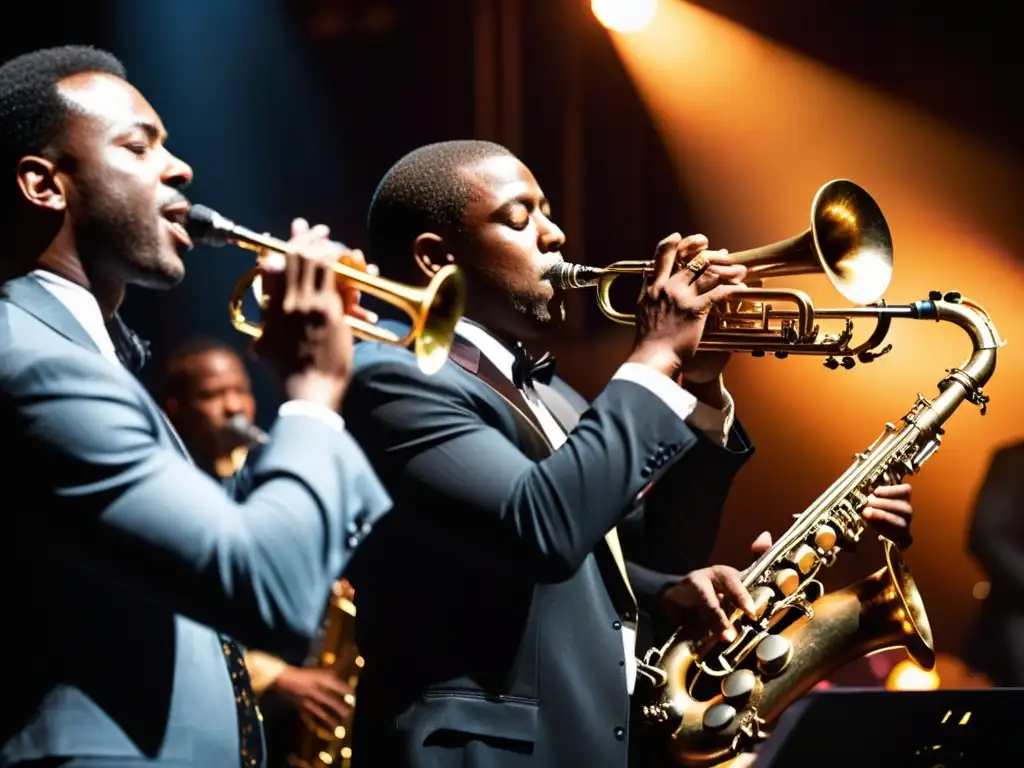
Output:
top-left (591, 0), bottom-right (658, 34)
top-left (886, 659), bottom-right (941, 691)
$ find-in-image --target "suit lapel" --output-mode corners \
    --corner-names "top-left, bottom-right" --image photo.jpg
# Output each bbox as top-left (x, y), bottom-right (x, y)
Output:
top-left (449, 329), bottom-right (636, 609)
top-left (0, 274), bottom-right (102, 355)
top-left (2, 275), bottom-right (193, 463)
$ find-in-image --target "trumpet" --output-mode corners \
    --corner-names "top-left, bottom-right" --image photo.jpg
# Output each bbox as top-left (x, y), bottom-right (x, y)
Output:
top-left (549, 180), bottom-right (897, 369)
top-left (185, 204), bottom-right (466, 375)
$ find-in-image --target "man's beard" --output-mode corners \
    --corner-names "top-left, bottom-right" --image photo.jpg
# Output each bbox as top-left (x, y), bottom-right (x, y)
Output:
top-left (72, 182), bottom-right (182, 289)
top-left (510, 290), bottom-right (565, 326)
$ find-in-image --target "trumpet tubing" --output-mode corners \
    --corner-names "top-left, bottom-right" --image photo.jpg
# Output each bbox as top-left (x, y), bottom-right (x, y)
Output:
top-left (550, 179), bottom-right (897, 369)
top-left (636, 294), bottom-right (1002, 766)
top-left (185, 204), bottom-right (466, 375)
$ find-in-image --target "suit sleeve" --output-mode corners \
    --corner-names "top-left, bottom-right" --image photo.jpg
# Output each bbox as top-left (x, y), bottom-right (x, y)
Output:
top-left (634, 422), bottom-right (753, 574)
top-left (7, 351), bottom-right (391, 654)
top-left (969, 448), bottom-right (1024, 601)
top-left (344, 349), bottom-right (701, 582)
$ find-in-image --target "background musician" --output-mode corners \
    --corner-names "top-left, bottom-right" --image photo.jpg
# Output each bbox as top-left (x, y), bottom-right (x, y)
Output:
top-left (156, 339), bottom-right (357, 767)
top-left (341, 140), bottom-right (913, 768)
top-left (966, 440), bottom-right (1024, 686)
top-left (158, 337), bottom-right (259, 480)
top-left (0, 45), bottom-right (389, 767)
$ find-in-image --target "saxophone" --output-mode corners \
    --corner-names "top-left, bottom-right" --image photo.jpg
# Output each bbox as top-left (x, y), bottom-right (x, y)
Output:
top-left (287, 579), bottom-right (362, 768)
top-left (636, 291), bottom-right (1002, 766)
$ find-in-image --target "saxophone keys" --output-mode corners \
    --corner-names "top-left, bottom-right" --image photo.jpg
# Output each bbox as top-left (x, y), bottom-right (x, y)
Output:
top-left (813, 525), bottom-right (837, 551)
top-left (755, 634), bottom-right (793, 676)
top-left (721, 669), bottom-right (757, 701)
top-left (789, 544), bottom-right (818, 574)
top-left (773, 568), bottom-right (800, 596)
top-left (749, 586), bottom-right (774, 620)
top-left (703, 702), bottom-right (738, 731)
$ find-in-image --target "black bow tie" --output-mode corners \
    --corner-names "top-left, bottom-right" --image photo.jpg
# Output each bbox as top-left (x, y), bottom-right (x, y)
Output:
top-left (106, 312), bottom-right (151, 374)
top-left (511, 342), bottom-right (556, 389)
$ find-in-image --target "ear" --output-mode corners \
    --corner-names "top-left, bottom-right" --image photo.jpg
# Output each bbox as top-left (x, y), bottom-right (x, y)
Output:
top-left (15, 155), bottom-right (66, 213)
top-left (412, 232), bottom-right (456, 279)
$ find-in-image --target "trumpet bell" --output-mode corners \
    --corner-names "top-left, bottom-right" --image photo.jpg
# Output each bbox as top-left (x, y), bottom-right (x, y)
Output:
top-left (810, 179), bottom-right (893, 306)
top-left (728, 179), bottom-right (894, 306)
top-left (411, 265), bottom-right (466, 375)
top-left (233, 263), bottom-right (466, 376)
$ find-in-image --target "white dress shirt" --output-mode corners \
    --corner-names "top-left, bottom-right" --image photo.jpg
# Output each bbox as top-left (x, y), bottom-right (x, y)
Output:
top-left (454, 319), bottom-right (735, 694)
top-left (28, 269), bottom-right (345, 432)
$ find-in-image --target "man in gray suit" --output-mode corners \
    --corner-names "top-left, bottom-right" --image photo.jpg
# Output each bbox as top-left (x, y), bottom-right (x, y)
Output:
top-left (0, 46), bottom-right (391, 767)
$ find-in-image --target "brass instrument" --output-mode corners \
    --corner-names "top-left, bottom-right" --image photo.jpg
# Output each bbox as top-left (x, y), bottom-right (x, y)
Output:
top-left (549, 179), bottom-right (899, 369)
top-left (287, 579), bottom-right (362, 768)
top-left (185, 204), bottom-right (466, 375)
top-left (635, 293), bottom-right (1003, 766)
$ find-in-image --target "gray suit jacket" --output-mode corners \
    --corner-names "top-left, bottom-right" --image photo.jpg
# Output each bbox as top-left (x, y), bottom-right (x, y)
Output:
top-left (0, 275), bottom-right (391, 767)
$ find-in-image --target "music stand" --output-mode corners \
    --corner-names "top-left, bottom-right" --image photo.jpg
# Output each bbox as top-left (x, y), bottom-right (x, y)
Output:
top-left (750, 688), bottom-right (1024, 767)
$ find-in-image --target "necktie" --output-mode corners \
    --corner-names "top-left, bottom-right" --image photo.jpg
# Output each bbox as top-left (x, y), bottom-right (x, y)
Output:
top-left (511, 341), bottom-right (556, 389)
top-left (105, 312), bottom-right (151, 374)
top-left (107, 320), bottom-right (265, 766)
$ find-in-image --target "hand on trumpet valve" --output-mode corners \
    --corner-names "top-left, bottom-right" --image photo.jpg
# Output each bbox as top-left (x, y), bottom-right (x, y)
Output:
top-left (253, 217), bottom-right (354, 412)
top-left (628, 233), bottom-right (747, 379)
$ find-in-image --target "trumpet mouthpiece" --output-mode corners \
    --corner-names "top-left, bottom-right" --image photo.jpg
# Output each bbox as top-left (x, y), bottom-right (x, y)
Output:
top-left (185, 204), bottom-right (236, 247)
top-left (547, 262), bottom-right (601, 289)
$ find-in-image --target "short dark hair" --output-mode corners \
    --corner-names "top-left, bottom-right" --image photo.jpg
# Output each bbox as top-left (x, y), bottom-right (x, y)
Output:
top-left (156, 336), bottom-right (242, 403)
top-left (0, 46), bottom-right (126, 232)
top-left (367, 139), bottom-right (515, 274)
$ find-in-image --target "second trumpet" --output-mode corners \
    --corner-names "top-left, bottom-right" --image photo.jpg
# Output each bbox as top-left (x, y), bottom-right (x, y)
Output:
top-left (186, 204), bottom-right (466, 375)
top-left (549, 180), bottom-right (896, 368)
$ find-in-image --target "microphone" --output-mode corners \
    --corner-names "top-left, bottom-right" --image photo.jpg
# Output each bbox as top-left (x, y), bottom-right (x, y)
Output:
top-left (226, 414), bottom-right (270, 446)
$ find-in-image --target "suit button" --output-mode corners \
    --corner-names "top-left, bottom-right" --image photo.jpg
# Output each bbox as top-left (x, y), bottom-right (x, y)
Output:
top-left (614, 726), bottom-right (625, 740)
top-left (612, 620), bottom-right (622, 630)
top-left (640, 467), bottom-right (651, 478)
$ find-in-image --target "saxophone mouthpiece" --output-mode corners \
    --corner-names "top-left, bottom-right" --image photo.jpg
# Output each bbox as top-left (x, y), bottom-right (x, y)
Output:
top-left (226, 414), bottom-right (270, 446)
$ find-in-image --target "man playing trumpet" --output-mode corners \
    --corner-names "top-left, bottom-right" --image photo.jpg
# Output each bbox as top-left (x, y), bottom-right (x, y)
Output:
top-left (340, 140), bottom-right (913, 768)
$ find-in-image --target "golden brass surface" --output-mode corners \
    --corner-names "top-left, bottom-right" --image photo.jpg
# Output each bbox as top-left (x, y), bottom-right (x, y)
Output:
top-left (286, 579), bottom-right (362, 768)
top-left (551, 180), bottom-right (900, 367)
top-left (635, 294), bottom-right (1003, 765)
top-left (220, 224), bottom-right (465, 376)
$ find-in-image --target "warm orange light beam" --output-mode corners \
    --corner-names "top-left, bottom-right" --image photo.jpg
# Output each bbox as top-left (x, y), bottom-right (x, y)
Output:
top-left (604, 1), bottom-right (1024, 651)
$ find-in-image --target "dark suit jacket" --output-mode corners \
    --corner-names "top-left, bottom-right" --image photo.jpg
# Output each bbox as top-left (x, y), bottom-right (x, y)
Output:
top-left (966, 441), bottom-right (1024, 685)
top-left (341, 321), bottom-right (753, 768)
top-left (0, 275), bottom-right (391, 767)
